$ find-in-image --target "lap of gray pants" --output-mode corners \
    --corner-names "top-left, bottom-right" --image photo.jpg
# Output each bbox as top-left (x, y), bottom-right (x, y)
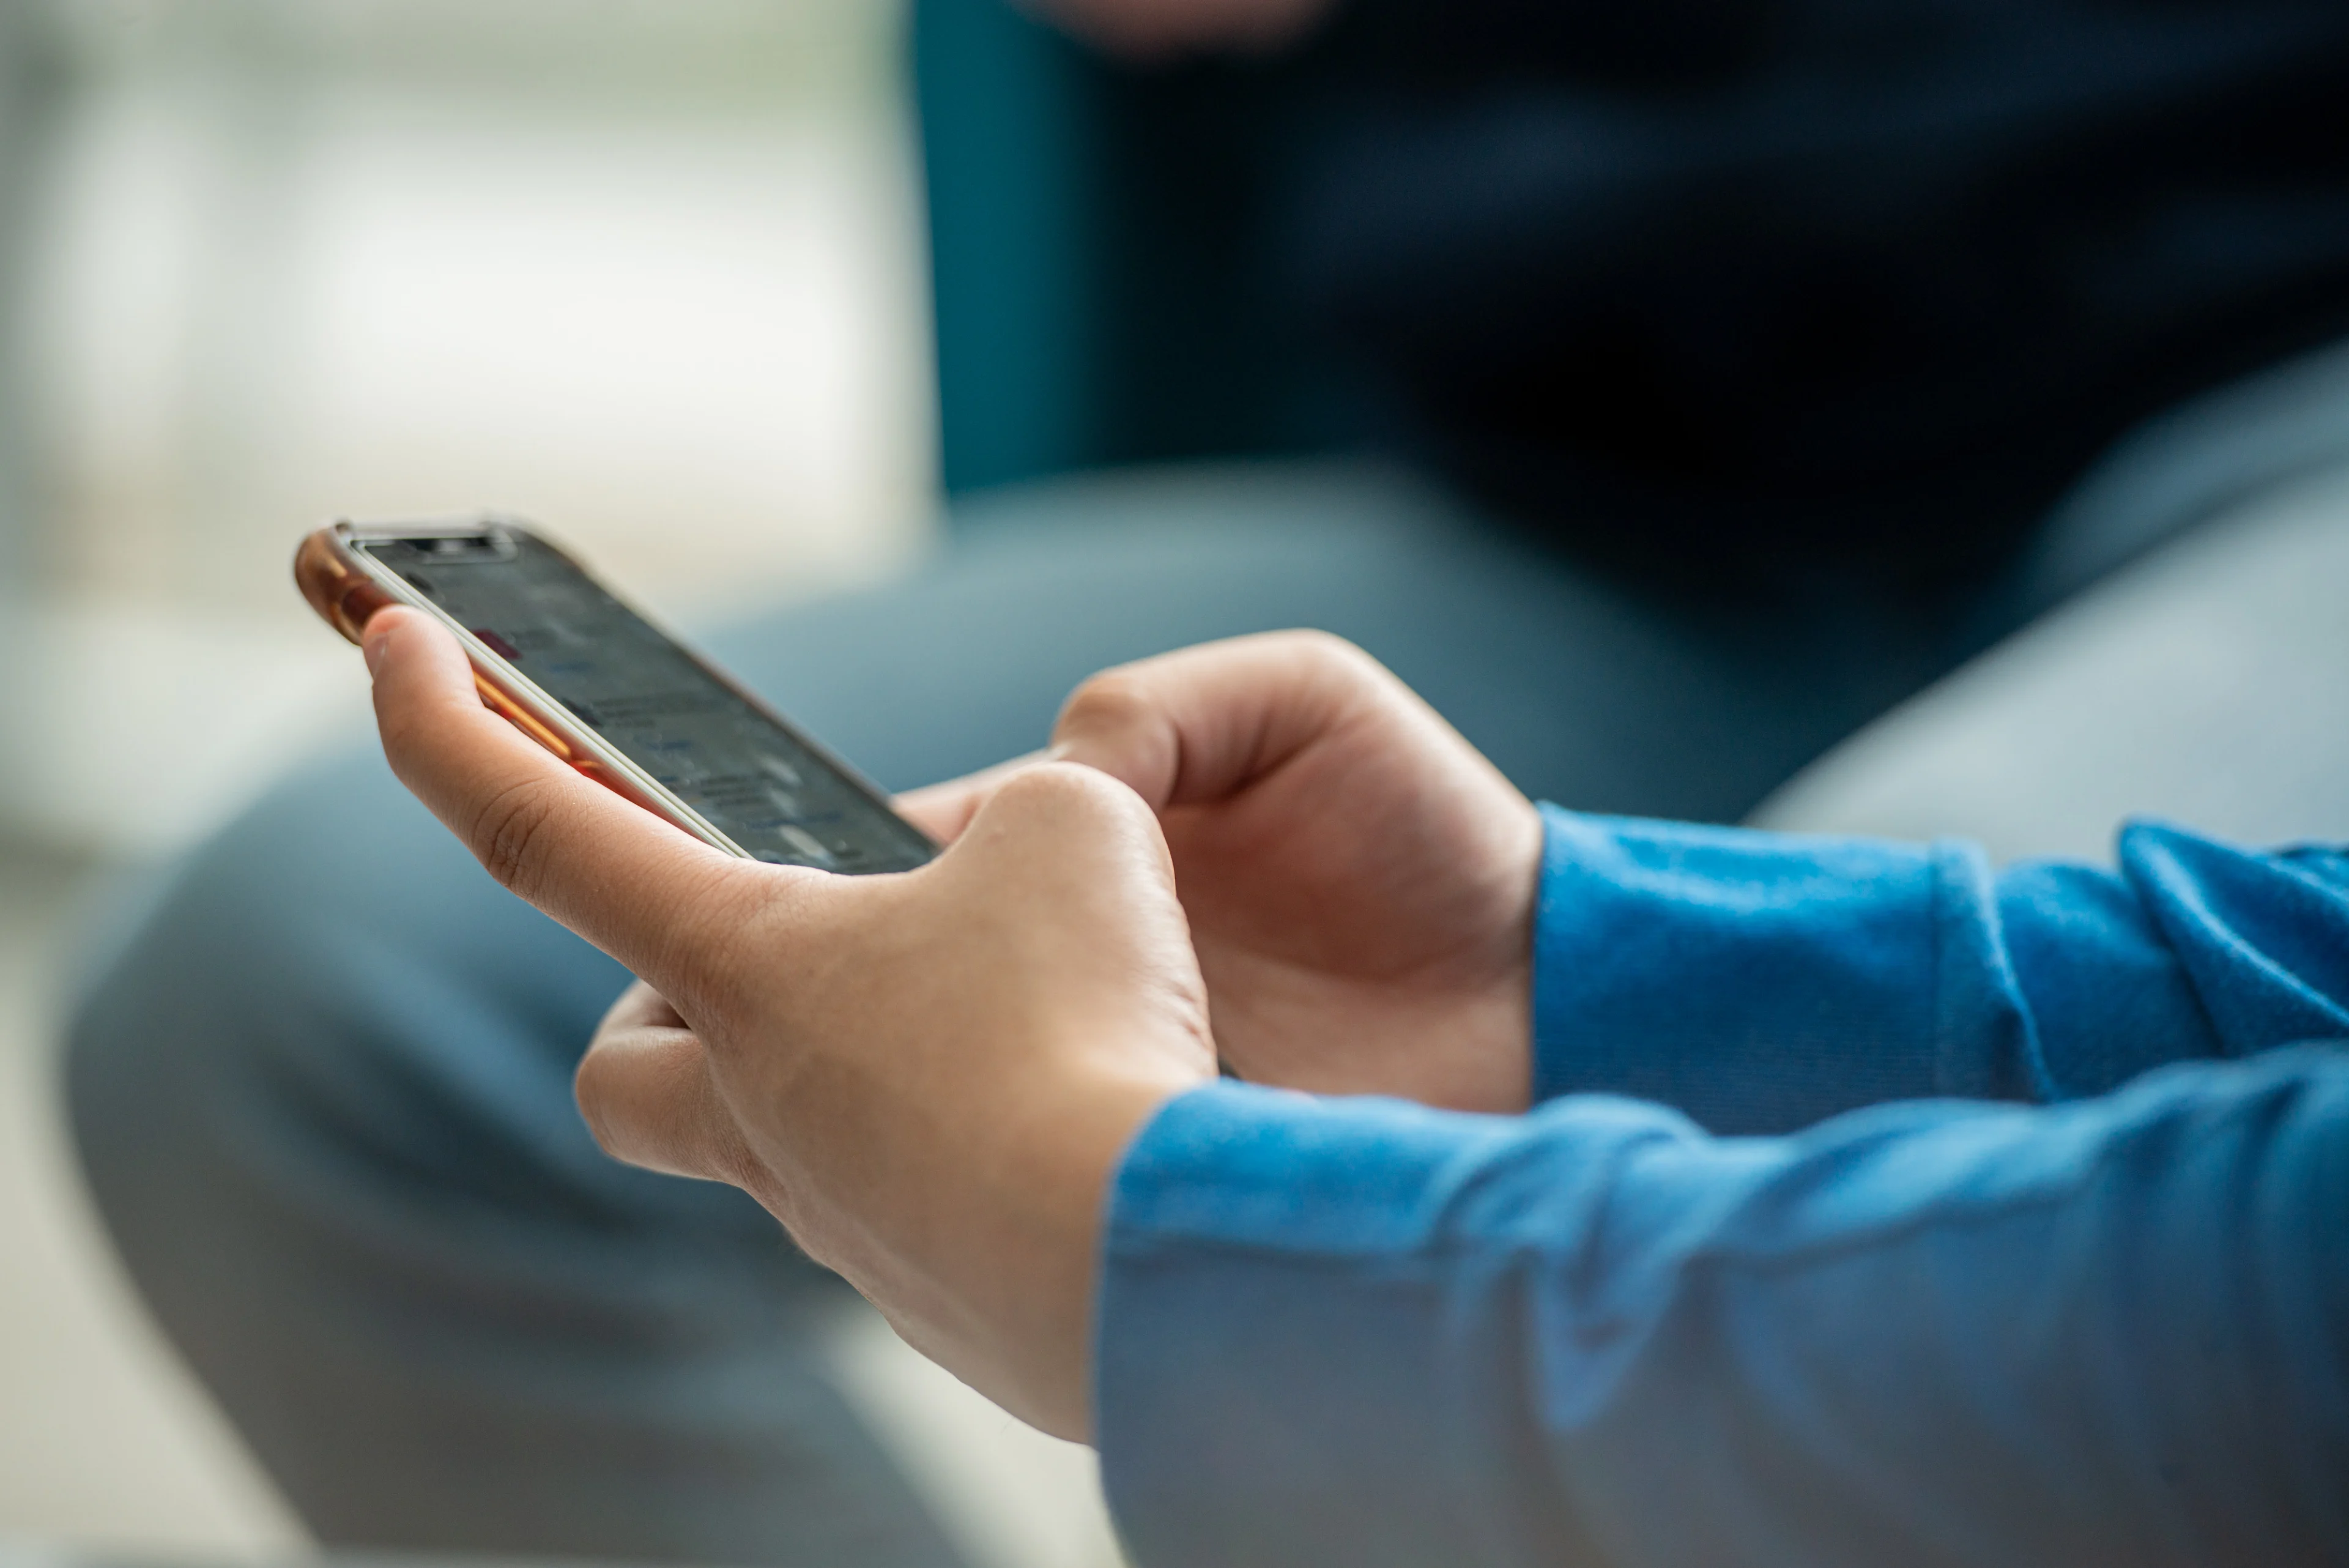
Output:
top-left (62, 340), bottom-right (2349, 1564)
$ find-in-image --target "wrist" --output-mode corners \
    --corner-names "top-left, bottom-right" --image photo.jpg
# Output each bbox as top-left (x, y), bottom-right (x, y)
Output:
top-left (962, 1062), bottom-right (1201, 1440)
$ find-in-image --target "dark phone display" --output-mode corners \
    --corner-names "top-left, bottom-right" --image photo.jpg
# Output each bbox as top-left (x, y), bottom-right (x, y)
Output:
top-left (358, 532), bottom-right (935, 874)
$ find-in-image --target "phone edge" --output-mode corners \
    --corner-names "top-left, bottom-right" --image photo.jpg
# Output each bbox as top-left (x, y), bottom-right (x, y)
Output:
top-left (296, 518), bottom-right (757, 861)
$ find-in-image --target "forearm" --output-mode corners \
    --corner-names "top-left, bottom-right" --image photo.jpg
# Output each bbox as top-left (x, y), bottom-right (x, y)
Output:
top-left (1531, 808), bottom-right (2349, 1131)
top-left (1097, 1053), bottom-right (2349, 1567)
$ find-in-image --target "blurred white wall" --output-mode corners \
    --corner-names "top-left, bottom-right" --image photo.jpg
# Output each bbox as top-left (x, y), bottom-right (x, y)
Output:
top-left (1, 0), bottom-right (938, 857)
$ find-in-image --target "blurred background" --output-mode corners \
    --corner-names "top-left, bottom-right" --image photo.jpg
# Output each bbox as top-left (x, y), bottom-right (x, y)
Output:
top-left (6, 2), bottom-right (2345, 1566)
top-left (0, 0), bottom-right (937, 858)
top-left (0, 3), bottom-right (1121, 1566)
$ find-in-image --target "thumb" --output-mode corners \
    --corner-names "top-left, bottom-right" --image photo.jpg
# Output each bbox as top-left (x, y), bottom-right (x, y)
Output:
top-left (1047, 631), bottom-right (1384, 811)
top-left (364, 605), bottom-right (770, 1003)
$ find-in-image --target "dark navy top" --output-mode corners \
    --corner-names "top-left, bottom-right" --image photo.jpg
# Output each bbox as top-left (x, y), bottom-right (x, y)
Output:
top-left (1283, 0), bottom-right (2349, 582)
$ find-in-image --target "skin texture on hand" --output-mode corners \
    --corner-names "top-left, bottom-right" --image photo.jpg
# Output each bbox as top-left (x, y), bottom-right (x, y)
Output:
top-left (362, 608), bottom-right (1215, 1440)
top-left (364, 612), bottom-right (1539, 1440)
top-left (906, 632), bottom-right (1544, 1113)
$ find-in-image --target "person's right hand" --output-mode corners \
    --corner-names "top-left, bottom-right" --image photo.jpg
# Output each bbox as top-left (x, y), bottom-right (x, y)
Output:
top-left (364, 607), bottom-right (1216, 1438)
top-left (901, 633), bottom-right (1543, 1113)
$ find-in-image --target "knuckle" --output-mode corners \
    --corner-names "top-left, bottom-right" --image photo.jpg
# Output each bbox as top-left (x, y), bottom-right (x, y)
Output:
top-left (995, 757), bottom-right (1140, 829)
top-left (659, 885), bottom-right (755, 1011)
top-left (653, 863), bottom-right (808, 1025)
top-left (1280, 627), bottom-right (1380, 680)
top-left (1008, 756), bottom-right (1107, 801)
top-left (467, 776), bottom-right (560, 897)
top-left (1278, 625), bottom-right (1357, 657)
top-left (1057, 668), bottom-right (1155, 737)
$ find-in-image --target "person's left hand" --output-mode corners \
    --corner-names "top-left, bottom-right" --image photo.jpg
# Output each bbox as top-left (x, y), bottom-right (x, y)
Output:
top-left (899, 633), bottom-right (1543, 1113)
top-left (363, 606), bottom-right (1216, 1440)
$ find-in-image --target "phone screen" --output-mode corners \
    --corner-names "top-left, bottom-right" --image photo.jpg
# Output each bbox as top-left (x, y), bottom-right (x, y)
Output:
top-left (355, 530), bottom-right (935, 874)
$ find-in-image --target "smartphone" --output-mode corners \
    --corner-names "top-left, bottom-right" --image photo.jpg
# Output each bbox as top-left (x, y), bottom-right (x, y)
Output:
top-left (295, 516), bottom-right (937, 874)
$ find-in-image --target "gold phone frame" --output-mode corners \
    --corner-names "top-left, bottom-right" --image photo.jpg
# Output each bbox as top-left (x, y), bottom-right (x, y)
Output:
top-left (295, 515), bottom-right (930, 865)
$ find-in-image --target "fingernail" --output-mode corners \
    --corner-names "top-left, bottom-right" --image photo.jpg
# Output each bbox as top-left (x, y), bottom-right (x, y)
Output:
top-left (363, 631), bottom-right (390, 677)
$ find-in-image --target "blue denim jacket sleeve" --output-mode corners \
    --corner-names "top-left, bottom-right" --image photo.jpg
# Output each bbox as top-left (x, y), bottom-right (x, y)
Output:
top-left (1094, 811), bottom-right (2349, 1568)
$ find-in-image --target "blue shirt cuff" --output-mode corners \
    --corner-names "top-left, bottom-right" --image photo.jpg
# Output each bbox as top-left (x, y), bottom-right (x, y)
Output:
top-left (1529, 804), bottom-right (2005, 1132)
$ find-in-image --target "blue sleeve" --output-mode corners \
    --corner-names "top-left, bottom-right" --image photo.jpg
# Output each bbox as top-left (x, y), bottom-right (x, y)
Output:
top-left (1530, 808), bottom-right (2349, 1131)
top-left (1096, 1054), bottom-right (2349, 1568)
top-left (1094, 817), bottom-right (2349, 1566)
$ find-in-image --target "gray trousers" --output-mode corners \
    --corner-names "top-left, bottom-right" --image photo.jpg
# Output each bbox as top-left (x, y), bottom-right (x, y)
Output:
top-left (64, 343), bottom-right (2349, 1566)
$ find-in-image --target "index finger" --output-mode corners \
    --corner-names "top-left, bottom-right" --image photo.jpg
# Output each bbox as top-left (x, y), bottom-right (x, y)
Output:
top-left (363, 606), bottom-right (773, 997)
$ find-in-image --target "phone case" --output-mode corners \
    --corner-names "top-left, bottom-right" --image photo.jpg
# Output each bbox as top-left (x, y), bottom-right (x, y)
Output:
top-left (294, 519), bottom-right (754, 856)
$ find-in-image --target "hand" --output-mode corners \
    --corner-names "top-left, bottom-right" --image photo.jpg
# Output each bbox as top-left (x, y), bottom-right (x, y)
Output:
top-left (363, 608), bottom-right (1216, 1440)
top-left (902, 632), bottom-right (1543, 1113)
top-left (1017, 0), bottom-right (1338, 58)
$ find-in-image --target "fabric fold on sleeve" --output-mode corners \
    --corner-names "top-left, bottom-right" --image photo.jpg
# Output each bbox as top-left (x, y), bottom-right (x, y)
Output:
top-left (1094, 1053), bottom-right (2349, 1568)
top-left (1528, 806), bottom-right (2003, 1131)
top-left (1526, 809), bottom-right (2349, 1131)
top-left (1094, 1079), bottom-right (1685, 1568)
